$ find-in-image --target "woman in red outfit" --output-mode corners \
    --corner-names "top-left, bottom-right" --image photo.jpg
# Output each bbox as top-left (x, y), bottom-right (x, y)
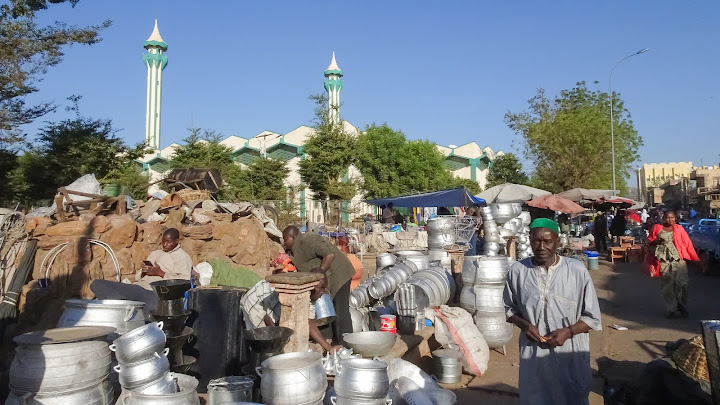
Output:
top-left (646, 211), bottom-right (699, 318)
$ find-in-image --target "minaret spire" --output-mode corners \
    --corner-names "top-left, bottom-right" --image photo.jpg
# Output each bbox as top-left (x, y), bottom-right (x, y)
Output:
top-left (323, 52), bottom-right (343, 125)
top-left (143, 20), bottom-right (168, 151)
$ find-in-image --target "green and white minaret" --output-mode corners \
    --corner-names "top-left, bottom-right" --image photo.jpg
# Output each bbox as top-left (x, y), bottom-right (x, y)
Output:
top-left (143, 20), bottom-right (168, 151)
top-left (323, 52), bottom-right (343, 124)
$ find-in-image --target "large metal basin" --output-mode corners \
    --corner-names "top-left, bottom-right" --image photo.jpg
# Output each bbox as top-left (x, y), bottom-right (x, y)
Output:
top-left (342, 332), bottom-right (396, 358)
top-left (58, 299), bottom-right (146, 337)
top-left (335, 358), bottom-right (389, 400)
top-left (257, 352), bottom-right (326, 405)
top-left (462, 255), bottom-right (509, 286)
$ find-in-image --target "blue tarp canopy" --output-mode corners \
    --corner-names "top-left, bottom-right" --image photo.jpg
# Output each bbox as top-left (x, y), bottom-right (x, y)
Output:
top-left (365, 187), bottom-right (485, 208)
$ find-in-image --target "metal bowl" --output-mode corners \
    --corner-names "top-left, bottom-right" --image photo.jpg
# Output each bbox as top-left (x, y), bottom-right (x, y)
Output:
top-left (342, 331), bottom-right (396, 358)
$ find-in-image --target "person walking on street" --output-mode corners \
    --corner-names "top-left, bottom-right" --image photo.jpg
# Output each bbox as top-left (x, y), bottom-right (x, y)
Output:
top-left (647, 211), bottom-right (699, 318)
top-left (610, 210), bottom-right (627, 245)
top-left (593, 212), bottom-right (608, 252)
top-left (282, 226), bottom-right (354, 340)
top-left (504, 218), bottom-right (602, 405)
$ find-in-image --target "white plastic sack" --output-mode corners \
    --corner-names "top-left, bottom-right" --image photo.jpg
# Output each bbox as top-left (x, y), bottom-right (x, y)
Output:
top-left (194, 261), bottom-right (213, 286)
top-left (428, 305), bottom-right (489, 376)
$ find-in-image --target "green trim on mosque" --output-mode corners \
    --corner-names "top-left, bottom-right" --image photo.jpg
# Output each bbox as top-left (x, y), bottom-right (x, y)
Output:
top-left (143, 53), bottom-right (168, 70)
top-left (144, 40), bottom-right (168, 50)
top-left (324, 69), bottom-right (343, 76)
top-left (324, 79), bottom-right (344, 92)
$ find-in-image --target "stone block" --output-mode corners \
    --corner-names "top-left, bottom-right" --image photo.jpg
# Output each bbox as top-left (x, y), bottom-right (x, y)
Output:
top-left (181, 224), bottom-right (214, 240)
top-left (100, 218), bottom-right (137, 250)
top-left (139, 221), bottom-right (164, 244)
top-left (90, 216), bottom-right (112, 233)
top-left (61, 238), bottom-right (92, 264)
top-left (130, 242), bottom-right (156, 270)
top-left (25, 217), bottom-right (52, 236)
top-left (46, 221), bottom-right (91, 237)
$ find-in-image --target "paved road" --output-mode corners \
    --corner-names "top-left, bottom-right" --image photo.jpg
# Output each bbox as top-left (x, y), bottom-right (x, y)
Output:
top-left (453, 258), bottom-right (720, 404)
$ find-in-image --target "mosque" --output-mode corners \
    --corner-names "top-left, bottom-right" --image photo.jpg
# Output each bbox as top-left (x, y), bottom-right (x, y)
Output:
top-left (136, 21), bottom-right (502, 223)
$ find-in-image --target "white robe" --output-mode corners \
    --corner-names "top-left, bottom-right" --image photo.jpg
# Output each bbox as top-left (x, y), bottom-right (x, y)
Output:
top-left (135, 244), bottom-right (193, 289)
top-left (503, 257), bottom-right (602, 405)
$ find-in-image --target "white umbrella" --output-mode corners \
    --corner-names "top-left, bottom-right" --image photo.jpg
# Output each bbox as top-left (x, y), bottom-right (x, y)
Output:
top-left (476, 183), bottom-right (551, 203)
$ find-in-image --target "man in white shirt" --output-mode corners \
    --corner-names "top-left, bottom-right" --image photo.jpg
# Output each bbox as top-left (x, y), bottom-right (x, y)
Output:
top-left (136, 228), bottom-right (193, 289)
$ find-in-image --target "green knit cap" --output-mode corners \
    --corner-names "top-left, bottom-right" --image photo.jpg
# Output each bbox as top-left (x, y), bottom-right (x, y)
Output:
top-left (529, 218), bottom-right (560, 235)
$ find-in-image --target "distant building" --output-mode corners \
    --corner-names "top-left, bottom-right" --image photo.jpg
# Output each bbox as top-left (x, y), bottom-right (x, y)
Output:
top-left (134, 22), bottom-right (503, 222)
top-left (636, 162), bottom-right (694, 203)
top-left (690, 166), bottom-right (720, 215)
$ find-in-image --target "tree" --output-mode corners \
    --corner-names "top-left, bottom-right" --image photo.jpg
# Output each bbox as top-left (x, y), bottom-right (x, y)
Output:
top-left (449, 177), bottom-right (482, 195)
top-left (505, 82), bottom-right (642, 194)
top-left (298, 94), bottom-right (356, 201)
top-left (0, 148), bottom-right (18, 200)
top-left (355, 123), bottom-right (467, 198)
top-left (224, 157), bottom-right (289, 201)
top-left (0, 0), bottom-right (111, 144)
top-left (9, 116), bottom-right (147, 203)
top-left (486, 153), bottom-right (530, 188)
top-left (169, 128), bottom-right (235, 171)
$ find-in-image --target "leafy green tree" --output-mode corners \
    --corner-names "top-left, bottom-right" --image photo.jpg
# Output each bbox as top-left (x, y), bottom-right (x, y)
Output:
top-left (486, 153), bottom-right (530, 188)
top-left (0, 148), bottom-right (18, 200)
top-left (9, 116), bottom-right (147, 202)
top-left (224, 157), bottom-right (289, 201)
top-left (298, 94), bottom-right (356, 201)
top-left (505, 81), bottom-right (642, 194)
top-left (449, 177), bottom-right (482, 195)
top-left (355, 123), bottom-right (465, 198)
top-left (0, 0), bottom-right (111, 144)
top-left (169, 128), bottom-right (235, 171)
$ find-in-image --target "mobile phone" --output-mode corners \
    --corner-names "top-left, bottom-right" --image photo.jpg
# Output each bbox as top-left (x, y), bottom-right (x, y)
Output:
top-left (143, 261), bottom-right (153, 266)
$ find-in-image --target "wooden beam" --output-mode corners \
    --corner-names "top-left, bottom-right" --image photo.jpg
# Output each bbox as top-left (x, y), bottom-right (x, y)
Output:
top-left (54, 194), bottom-right (66, 222)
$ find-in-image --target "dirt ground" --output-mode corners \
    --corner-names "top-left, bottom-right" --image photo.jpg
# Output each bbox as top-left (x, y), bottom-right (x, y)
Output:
top-left (446, 258), bottom-right (720, 404)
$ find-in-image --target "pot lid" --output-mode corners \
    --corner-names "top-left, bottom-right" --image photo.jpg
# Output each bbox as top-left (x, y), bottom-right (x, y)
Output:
top-left (14, 326), bottom-right (116, 345)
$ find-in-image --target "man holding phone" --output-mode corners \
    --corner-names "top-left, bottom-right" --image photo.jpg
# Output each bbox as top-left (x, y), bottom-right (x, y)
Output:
top-left (137, 228), bottom-right (193, 289)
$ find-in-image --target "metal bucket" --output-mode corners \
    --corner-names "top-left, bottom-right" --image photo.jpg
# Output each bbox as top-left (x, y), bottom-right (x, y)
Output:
top-left (314, 294), bottom-right (336, 326)
top-left (207, 376), bottom-right (254, 405)
top-left (431, 348), bottom-right (463, 384)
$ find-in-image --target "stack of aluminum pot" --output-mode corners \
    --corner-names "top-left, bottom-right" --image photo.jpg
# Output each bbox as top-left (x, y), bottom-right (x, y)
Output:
top-left (516, 211), bottom-right (533, 260)
top-left (8, 331), bottom-right (115, 405)
top-left (426, 217), bottom-right (454, 271)
top-left (460, 255), bottom-right (514, 349)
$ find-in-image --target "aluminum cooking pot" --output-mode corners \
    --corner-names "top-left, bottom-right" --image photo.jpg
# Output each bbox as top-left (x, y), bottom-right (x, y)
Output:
top-left (58, 299), bottom-right (145, 337)
top-left (10, 340), bottom-right (110, 393)
top-left (114, 348), bottom-right (170, 389)
top-left (131, 371), bottom-right (178, 395)
top-left (257, 352), bottom-right (326, 405)
top-left (6, 378), bottom-right (113, 405)
top-left (335, 358), bottom-right (389, 400)
top-left (121, 373), bottom-right (199, 405)
top-left (110, 321), bottom-right (166, 364)
top-left (375, 254), bottom-right (396, 270)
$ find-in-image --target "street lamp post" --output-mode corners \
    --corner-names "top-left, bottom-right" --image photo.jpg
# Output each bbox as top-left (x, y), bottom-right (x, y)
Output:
top-left (609, 48), bottom-right (648, 192)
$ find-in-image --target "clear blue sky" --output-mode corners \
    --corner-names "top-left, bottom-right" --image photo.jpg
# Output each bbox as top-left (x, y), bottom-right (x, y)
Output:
top-left (25, 1), bottom-right (720, 171)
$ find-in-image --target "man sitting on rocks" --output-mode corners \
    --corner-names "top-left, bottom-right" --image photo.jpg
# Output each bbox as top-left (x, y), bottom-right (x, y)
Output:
top-left (136, 228), bottom-right (193, 289)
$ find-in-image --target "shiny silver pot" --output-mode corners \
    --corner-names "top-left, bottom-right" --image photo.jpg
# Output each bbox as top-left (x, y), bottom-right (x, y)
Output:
top-left (459, 284), bottom-right (505, 313)
top-left (10, 340), bottom-right (110, 393)
top-left (519, 212), bottom-right (532, 227)
top-left (462, 256), bottom-right (509, 286)
top-left (58, 299), bottom-right (146, 337)
top-left (207, 376), bottom-right (254, 405)
top-left (114, 348), bottom-right (170, 389)
top-left (335, 358), bottom-right (389, 400)
top-left (120, 373), bottom-right (199, 405)
top-left (426, 217), bottom-right (453, 236)
top-left (342, 332), bottom-right (396, 359)
top-left (7, 378), bottom-right (113, 405)
top-left (331, 396), bottom-right (392, 404)
top-left (257, 352), bottom-right (327, 405)
top-left (427, 233), bottom-right (448, 250)
top-left (130, 371), bottom-right (177, 395)
top-left (402, 255), bottom-right (429, 272)
top-left (427, 249), bottom-right (451, 270)
top-left (489, 203), bottom-right (522, 225)
top-left (110, 321), bottom-right (166, 364)
top-left (474, 311), bottom-right (514, 349)
top-left (350, 289), bottom-right (370, 308)
top-left (375, 254), bottom-right (396, 270)
top-left (393, 250), bottom-right (424, 258)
